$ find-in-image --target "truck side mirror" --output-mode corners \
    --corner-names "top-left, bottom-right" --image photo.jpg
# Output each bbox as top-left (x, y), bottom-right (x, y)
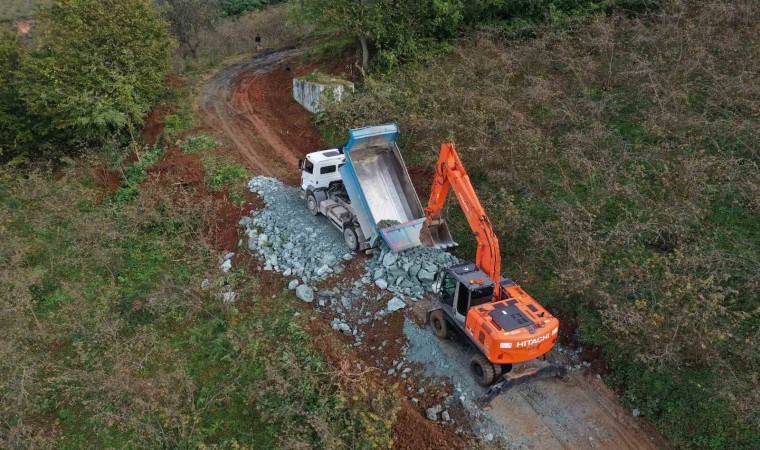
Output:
top-left (298, 158), bottom-right (305, 170)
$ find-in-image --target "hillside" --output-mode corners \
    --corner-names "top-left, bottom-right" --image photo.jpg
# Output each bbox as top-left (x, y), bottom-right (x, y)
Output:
top-left (319, 1), bottom-right (759, 447)
top-left (1, 0), bottom-right (757, 448)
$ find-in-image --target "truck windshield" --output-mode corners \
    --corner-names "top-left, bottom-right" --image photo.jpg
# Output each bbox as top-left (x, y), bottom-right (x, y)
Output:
top-left (304, 159), bottom-right (314, 174)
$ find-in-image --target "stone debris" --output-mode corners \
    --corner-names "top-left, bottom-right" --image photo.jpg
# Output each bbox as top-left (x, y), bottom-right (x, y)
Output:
top-left (220, 259), bottom-right (232, 273)
top-left (243, 177), bottom-right (350, 282)
top-left (330, 318), bottom-right (352, 334)
top-left (288, 279), bottom-right (299, 290)
top-left (364, 246), bottom-right (459, 300)
top-left (426, 404), bottom-right (443, 421)
top-left (295, 284), bottom-right (314, 303)
top-left (387, 297), bottom-right (406, 312)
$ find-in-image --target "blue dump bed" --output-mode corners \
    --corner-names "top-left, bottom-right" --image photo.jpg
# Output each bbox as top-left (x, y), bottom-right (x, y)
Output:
top-left (338, 124), bottom-right (429, 252)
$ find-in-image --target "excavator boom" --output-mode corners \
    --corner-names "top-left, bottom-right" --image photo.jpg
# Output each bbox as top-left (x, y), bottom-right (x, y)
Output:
top-left (425, 143), bottom-right (502, 297)
top-left (424, 142), bottom-right (561, 378)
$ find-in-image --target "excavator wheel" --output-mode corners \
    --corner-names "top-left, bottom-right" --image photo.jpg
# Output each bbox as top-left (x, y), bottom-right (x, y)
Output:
top-left (429, 310), bottom-right (449, 339)
top-left (306, 193), bottom-right (319, 216)
top-left (470, 353), bottom-right (497, 386)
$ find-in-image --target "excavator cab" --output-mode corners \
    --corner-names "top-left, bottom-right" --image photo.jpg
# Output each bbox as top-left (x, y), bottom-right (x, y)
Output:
top-left (438, 263), bottom-right (495, 324)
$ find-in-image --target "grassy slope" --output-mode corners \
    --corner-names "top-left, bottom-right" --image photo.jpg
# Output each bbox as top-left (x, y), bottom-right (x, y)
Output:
top-left (0, 81), bottom-right (397, 448)
top-left (319, 1), bottom-right (759, 448)
top-left (0, 0), bottom-right (43, 20)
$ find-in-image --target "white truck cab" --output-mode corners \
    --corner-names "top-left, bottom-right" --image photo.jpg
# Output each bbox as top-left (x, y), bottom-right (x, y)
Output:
top-left (299, 149), bottom-right (345, 193)
top-left (299, 148), bottom-right (369, 251)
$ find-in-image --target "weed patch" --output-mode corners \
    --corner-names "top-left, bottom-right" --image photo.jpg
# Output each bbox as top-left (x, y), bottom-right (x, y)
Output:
top-left (319, 1), bottom-right (759, 447)
top-left (202, 155), bottom-right (248, 192)
top-left (180, 133), bottom-right (220, 153)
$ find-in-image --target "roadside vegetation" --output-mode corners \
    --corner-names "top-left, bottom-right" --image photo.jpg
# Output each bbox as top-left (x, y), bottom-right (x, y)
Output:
top-left (318, 1), bottom-right (758, 447)
top-left (0, 1), bottom-right (398, 448)
top-left (0, 160), bottom-right (397, 447)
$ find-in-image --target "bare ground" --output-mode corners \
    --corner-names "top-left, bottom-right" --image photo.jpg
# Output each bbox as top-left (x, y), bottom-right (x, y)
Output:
top-left (198, 49), bottom-right (668, 449)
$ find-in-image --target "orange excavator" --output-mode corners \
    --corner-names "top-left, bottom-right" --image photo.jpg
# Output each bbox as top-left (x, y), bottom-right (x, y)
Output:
top-left (424, 143), bottom-right (567, 406)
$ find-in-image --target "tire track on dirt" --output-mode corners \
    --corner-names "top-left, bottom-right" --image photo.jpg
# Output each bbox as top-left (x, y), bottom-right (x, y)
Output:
top-left (199, 49), bottom-right (308, 181)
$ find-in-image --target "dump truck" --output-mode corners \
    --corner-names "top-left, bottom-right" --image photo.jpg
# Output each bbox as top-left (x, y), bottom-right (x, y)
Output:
top-left (299, 123), bottom-right (453, 253)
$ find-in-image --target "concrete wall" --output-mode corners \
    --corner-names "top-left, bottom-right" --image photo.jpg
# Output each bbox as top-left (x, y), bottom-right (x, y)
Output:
top-left (293, 76), bottom-right (353, 114)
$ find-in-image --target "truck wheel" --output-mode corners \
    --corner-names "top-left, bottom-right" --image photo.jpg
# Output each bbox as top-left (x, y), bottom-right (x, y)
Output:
top-left (306, 193), bottom-right (319, 216)
top-left (429, 310), bottom-right (449, 339)
top-left (470, 353), bottom-right (496, 386)
top-left (343, 227), bottom-right (359, 251)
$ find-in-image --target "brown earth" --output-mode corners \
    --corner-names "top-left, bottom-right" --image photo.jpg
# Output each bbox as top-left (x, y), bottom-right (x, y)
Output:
top-left (196, 49), bottom-right (668, 449)
top-left (200, 49), bottom-right (326, 184)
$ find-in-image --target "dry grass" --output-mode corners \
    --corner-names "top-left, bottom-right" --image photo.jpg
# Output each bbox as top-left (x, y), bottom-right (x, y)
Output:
top-left (320, 1), bottom-right (759, 447)
top-left (0, 0), bottom-right (43, 20)
top-left (0, 158), bottom-right (398, 448)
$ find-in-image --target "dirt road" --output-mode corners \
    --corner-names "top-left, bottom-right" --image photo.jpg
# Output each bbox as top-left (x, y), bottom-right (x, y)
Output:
top-left (199, 50), bottom-right (667, 449)
top-left (199, 49), bottom-right (325, 183)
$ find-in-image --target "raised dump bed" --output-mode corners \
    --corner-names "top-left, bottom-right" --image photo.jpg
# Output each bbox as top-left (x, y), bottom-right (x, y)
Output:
top-left (339, 124), bottom-right (449, 252)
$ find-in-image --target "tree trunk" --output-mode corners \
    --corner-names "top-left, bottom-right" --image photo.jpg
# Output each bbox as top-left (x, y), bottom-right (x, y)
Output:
top-left (358, 35), bottom-right (369, 73)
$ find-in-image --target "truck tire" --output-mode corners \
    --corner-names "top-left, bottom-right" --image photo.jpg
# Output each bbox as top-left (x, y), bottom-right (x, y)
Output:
top-left (429, 310), bottom-right (449, 339)
top-left (306, 193), bottom-right (319, 216)
top-left (343, 227), bottom-right (359, 251)
top-left (470, 353), bottom-right (496, 386)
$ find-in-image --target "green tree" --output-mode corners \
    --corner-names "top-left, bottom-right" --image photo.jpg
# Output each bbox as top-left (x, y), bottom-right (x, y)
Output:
top-left (294, 0), bottom-right (464, 72)
top-left (18, 0), bottom-right (173, 146)
top-left (0, 30), bottom-right (29, 162)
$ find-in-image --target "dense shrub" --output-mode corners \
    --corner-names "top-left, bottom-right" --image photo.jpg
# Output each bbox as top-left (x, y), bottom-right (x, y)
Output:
top-left (1, 0), bottom-right (173, 159)
top-left (294, 0), bottom-right (643, 71)
top-left (219, 0), bottom-right (285, 18)
top-left (319, 1), bottom-right (758, 447)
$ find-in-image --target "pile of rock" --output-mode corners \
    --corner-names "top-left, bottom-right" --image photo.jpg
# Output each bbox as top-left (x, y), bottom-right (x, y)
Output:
top-left (241, 176), bottom-right (459, 309)
top-left (242, 177), bottom-right (351, 283)
top-left (362, 246), bottom-right (459, 300)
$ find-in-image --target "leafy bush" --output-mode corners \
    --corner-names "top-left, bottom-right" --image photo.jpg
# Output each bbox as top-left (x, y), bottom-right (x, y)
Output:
top-left (294, 0), bottom-right (632, 71)
top-left (14, 0), bottom-right (173, 150)
top-left (180, 134), bottom-right (220, 153)
top-left (0, 29), bottom-right (30, 163)
top-left (163, 105), bottom-right (195, 135)
top-left (318, 1), bottom-right (759, 446)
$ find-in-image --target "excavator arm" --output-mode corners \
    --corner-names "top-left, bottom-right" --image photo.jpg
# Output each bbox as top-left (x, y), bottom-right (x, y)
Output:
top-left (425, 143), bottom-right (503, 297)
top-left (424, 142), bottom-right (565, 407)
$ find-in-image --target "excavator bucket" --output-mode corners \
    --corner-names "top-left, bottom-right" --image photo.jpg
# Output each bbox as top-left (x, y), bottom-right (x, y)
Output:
top-left (424, 218), bottom-right (456, 249)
